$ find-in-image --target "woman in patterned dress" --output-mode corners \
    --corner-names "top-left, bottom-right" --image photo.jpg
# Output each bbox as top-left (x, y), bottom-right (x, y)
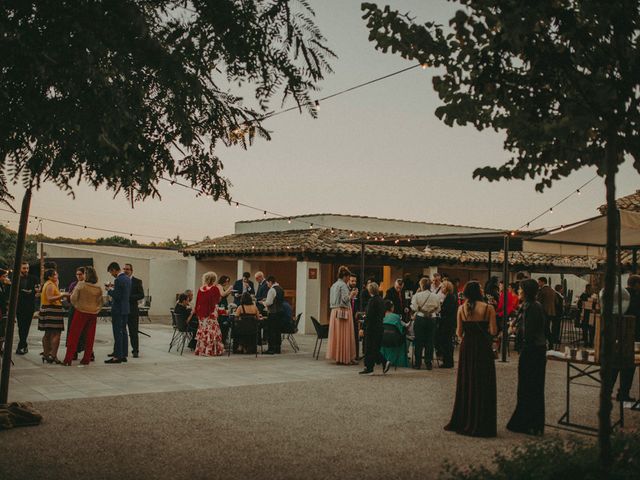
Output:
top-left (194, 271), bottom-right (224, 356)
top-left (38, 269), bottom-right (70, 364)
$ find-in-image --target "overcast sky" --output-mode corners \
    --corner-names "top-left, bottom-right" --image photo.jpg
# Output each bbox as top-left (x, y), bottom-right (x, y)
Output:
top-left (5, 0), bottom-right (639, 243)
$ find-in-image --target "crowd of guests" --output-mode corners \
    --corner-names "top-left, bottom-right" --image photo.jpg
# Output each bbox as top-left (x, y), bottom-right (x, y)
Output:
top-left (173, 270), bottom-right (296, 357)
top-left (0, 260), bottom-right (146, 366)
top-left (325, 265), bottom-right (640, 438)
top-left (3, 259), bottom-right (640, 441)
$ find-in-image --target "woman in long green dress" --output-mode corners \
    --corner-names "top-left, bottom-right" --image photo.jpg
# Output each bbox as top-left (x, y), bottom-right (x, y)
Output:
top-left (380, 300), bottom-right (410, 368)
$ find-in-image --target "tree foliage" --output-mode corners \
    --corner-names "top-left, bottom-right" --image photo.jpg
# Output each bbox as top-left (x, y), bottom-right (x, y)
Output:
top-left (362, 0), bottom-right (640, 470)
top-left (0, 226), bottom-right (37, 267)
top-left (95, 235), bottom-right (140, 247)
top-left (0, 0), bottom-right (334, 204)
top-left (362, 1), bottom-right (640, 190)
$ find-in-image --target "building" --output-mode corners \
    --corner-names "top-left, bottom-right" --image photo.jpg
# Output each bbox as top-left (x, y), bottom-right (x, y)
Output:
top-left (183, 214), bottom-right (597, 334)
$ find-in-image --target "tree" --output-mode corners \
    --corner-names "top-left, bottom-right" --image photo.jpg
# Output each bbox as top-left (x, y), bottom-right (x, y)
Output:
top-left (0, 226), bottom-right (37, 267)
top-left (150, 235), bottom-right (186, 249)
top-left (362, 0), bottom-right (639, 471)
top-left (0, 0), bottom-right (333, 403)
top-left (96, 235), bottom-right (140, 247)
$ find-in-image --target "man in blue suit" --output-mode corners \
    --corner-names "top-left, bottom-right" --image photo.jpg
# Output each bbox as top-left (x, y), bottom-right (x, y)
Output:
top-left (105, 262), bottom-right (132, 364)
top-left (232, 272), bottom-right (254, 305)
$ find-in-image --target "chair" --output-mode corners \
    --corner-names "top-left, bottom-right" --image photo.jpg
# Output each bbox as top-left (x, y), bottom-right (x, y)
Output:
top-left (311, 316), bottom-right (329, 360)
top-left (228, 314), bottom-right (262, 358)
top-left (168, 310), bottom-right (191, 355)
top-left (139, 295), bottom-right (152, 323)
top-left (281, 313), bottom-right (302, 353)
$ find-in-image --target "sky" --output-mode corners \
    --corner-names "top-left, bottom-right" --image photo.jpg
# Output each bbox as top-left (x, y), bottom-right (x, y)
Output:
top-left (4, 0), bottom-right (639, 244)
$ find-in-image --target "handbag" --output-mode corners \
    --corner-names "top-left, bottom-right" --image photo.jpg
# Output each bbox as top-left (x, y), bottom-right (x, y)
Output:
top-left (336, 308), bottom-right (349, 321)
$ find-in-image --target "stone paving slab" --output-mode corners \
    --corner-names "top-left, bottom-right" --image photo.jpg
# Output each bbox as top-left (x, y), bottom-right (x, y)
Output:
top-left (6, 323), bottom-right (370, 402)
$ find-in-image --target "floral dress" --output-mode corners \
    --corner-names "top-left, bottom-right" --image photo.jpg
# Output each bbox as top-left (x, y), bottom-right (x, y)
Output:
top-left (194, 285), bottom-right (224, 356)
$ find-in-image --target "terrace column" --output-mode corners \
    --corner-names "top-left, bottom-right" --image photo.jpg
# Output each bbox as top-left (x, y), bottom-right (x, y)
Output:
top-left (296, 261), bottom-right (321, 335)
top-left (236, 259), bottom-right (252, 280)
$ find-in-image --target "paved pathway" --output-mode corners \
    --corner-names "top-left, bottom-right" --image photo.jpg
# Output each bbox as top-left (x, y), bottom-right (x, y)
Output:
top-left (7, 323), bottom-right (383, 402)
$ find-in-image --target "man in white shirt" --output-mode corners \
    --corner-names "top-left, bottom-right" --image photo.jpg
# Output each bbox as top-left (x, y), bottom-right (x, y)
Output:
top-left (262, 275), bottom-right (284, 354)
top-left (411, 277), bottom-right (441, 370)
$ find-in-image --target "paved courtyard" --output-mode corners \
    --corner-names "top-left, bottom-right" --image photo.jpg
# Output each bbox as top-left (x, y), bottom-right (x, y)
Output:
top-left (1, 322), bottom-right (639, 479)
top-left (7, 322), bottom-right (364, 402)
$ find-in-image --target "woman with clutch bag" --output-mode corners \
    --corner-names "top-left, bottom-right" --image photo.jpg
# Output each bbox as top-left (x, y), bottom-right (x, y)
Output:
top-left (326, 265), bottom-right (357, 365)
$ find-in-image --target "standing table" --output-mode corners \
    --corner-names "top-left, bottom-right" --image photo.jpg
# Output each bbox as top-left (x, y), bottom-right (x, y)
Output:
top-left (547, 354), bottom-right (640, 435)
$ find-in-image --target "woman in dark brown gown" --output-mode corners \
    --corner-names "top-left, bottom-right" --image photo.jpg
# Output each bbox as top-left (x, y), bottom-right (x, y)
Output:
top-left (444, 281), bottom-right (498, 437)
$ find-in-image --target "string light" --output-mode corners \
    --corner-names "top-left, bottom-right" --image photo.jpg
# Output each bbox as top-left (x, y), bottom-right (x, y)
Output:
top-left (263, 210), bottom-right (267, 216)
top-left (0, 207), bottom-right (197, 243)
top-left (314, 100), bottom-right (320, 110)
top-left (517, 175), bottom-right (597, 230)
top-left (288, 218), bottom-right (292, 224)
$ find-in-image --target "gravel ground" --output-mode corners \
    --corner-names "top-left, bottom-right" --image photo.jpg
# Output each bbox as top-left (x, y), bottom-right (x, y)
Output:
top-left (2, 357), bottom-right (638, 480)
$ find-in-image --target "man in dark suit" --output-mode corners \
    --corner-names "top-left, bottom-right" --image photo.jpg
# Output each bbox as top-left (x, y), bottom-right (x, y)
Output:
top-left (105, 262), bottom-right (131, 364)
top-left (16, 262), bottom-right (39, 355)
top-left (385, 278), bottom-right (407, 321)
top-left (360, 282), bottom-right (390, 375)
top-left (232, 272), bottom-right (255, 305)
top-left (123, 263), bottom-right (145, 358)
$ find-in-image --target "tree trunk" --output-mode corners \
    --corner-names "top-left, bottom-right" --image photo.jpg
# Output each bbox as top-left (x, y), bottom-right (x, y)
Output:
top-left (0, 187), bottom-right (32, 404)
top-left (598, 156), bottom-right (617, 472)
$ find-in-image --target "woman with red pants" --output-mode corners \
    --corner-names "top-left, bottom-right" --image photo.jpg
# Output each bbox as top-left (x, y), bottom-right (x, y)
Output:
top-left (63, 266), bottom-right (103, 366)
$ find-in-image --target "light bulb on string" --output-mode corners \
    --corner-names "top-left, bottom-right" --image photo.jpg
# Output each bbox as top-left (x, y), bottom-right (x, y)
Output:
top-left (314, 100), bottom-right (320, 110)
top-left (235, 202), bottom-right (239, 208)
top-left (263, 210), bottom-right (267, 216)
top-left (549, 207), bottom-right (553, 214)
top-left (287, 218), bottom-right (292, 224)
top-left (577, 189), bottom-right (581, 195)
top-left (309, 223), bottom-right (313, 229)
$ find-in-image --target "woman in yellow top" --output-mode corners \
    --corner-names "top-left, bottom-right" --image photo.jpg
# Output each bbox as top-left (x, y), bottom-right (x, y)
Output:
top-left (38, 269), bottom-right (69, 364)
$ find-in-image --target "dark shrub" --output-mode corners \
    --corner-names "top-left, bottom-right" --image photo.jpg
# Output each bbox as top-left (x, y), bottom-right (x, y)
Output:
top-left (440, 434), bottom-right (640, 479)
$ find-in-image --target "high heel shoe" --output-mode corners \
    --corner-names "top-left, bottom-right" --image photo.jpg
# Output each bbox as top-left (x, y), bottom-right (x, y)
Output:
top-left (50, 357), bottom-right (62, 365)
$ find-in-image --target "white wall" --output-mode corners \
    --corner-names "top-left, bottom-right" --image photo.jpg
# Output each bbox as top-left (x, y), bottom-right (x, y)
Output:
top-left (148, 258), bottom-right (189, 316)
top-left (42, 243), bottom-right (151, 294)
top-left (296, 261), bottom-right (321, 334)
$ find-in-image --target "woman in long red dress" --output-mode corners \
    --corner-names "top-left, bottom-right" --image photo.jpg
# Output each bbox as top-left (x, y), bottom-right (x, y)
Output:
top-left (194, 271), bottom-right (224, 356)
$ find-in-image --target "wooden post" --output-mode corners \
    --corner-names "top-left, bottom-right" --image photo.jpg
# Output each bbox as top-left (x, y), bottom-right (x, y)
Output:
top-left (500, 235), bottom-right (510, 363)
top-left (0, 188), bottom-right (32, 403)
top-left (359, 242), bottom-right (365, 312)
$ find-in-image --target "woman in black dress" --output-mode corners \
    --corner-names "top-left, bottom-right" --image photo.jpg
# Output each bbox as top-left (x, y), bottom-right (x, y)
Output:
top-left (507, 279), bottom-right (547, 435)
top-left (444, 281), bottom-right (497, 437)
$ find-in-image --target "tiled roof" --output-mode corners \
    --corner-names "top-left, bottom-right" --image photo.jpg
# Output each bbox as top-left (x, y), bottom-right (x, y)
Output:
top-left (235, 213), bottom-right (499, 232)
top-left (182, 228), bottom-right (621, 269)
top-left (598, 189), bottom-right (640, 214)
